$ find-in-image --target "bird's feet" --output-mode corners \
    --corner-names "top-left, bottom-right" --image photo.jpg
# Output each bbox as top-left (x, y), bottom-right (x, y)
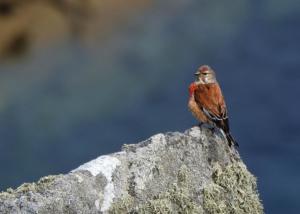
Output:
top-left (208, 126), bottom-right (216, 133)
top-left (197, 123), bottom-right (215, 134)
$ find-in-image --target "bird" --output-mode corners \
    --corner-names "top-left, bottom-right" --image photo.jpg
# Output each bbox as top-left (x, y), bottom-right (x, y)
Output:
top-left (188, 65), bottom-right (238, 147)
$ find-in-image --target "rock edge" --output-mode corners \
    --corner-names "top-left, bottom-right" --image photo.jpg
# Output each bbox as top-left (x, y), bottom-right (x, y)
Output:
top-left (0, 126), bottom-right (264, 214)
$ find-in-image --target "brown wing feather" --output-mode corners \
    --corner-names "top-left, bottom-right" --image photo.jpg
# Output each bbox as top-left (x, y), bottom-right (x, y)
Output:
top-left (188, 95), bottom-right (209, 123)
top-left (194, 83), bottom-right (227, 119)
top-left (193, 83), bottom-right (238, 147)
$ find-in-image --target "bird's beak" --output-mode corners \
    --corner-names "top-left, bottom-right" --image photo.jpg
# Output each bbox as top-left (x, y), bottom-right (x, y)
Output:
top-left (194, 71), bottom-right (200, 76)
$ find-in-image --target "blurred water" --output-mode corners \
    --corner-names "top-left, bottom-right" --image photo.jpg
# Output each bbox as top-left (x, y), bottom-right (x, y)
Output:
top-left (0, 1), bottom-right (300, 213)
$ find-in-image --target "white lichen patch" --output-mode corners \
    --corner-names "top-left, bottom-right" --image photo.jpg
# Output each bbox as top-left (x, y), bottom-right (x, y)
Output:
top-left (72, 155), bottom-right (121, 212)
top-left (72, 155), bottom-right (120, 177)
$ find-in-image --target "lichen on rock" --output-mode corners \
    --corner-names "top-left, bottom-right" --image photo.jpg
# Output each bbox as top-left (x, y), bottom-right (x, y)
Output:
top-left (0, 175), bottom-right (57, 198)
top-left (0, 127), bottom-right (264, 214)
top-left (203, 162), bottom-right (263, 214)
top-left (110, 165), bottom-right (203, 214)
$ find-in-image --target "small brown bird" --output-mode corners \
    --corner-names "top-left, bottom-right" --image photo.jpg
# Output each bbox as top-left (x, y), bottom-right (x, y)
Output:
top-left (188, 65), bottom-right (238, 147)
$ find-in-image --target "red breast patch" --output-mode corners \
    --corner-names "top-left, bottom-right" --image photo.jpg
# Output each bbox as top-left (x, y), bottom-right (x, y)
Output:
top-left (189, 83), bottom-right (197, 96)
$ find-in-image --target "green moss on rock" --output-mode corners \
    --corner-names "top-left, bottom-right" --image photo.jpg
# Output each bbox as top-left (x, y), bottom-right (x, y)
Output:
top-left (138, 182), bottom-right (202, 214)
top-left (109, 193), bottom-right (135, 214)
top-left (0, 175), bottom-right (57, 199)
top-left (203, 162), bottom-right (263, 214)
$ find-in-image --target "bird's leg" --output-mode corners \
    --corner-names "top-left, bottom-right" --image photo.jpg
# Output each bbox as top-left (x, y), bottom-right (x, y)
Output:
top-left (197, 122), bottom-right (213, 130)
top-left (207, 124), bottom-right (216, 134)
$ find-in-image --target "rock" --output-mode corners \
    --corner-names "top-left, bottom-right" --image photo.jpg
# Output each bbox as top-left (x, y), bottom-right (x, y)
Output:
top-left (0, 126), bottom-right (264, 214)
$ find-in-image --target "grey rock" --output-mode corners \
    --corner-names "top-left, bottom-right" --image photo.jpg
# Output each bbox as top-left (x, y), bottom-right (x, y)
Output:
top-left (0, 126), bottom-right (264, 214)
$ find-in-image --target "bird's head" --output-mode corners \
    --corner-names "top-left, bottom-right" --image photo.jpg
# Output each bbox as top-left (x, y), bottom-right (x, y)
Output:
top-left (194, 65), bottom-right (216, 84)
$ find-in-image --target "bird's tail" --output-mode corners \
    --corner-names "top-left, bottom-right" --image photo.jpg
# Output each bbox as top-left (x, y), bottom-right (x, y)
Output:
top-left (225, 132), bottom-right (239, 147)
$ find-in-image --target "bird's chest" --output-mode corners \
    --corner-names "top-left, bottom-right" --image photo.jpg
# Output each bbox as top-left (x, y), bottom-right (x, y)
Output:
top-left (196, 84), bottom-right (213, 98)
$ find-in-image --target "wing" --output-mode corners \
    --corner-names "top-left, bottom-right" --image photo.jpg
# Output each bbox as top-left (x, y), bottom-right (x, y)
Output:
top-left (194, 83), bottom-right (229, 130)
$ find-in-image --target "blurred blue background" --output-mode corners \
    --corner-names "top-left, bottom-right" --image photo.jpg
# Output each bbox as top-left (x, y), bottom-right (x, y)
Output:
top-left (0, 0), bottom-right (300, 213)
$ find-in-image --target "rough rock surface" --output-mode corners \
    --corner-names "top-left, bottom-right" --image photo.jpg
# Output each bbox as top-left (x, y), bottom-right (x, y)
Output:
top-left (0, 126), bottom-right (263, 214)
